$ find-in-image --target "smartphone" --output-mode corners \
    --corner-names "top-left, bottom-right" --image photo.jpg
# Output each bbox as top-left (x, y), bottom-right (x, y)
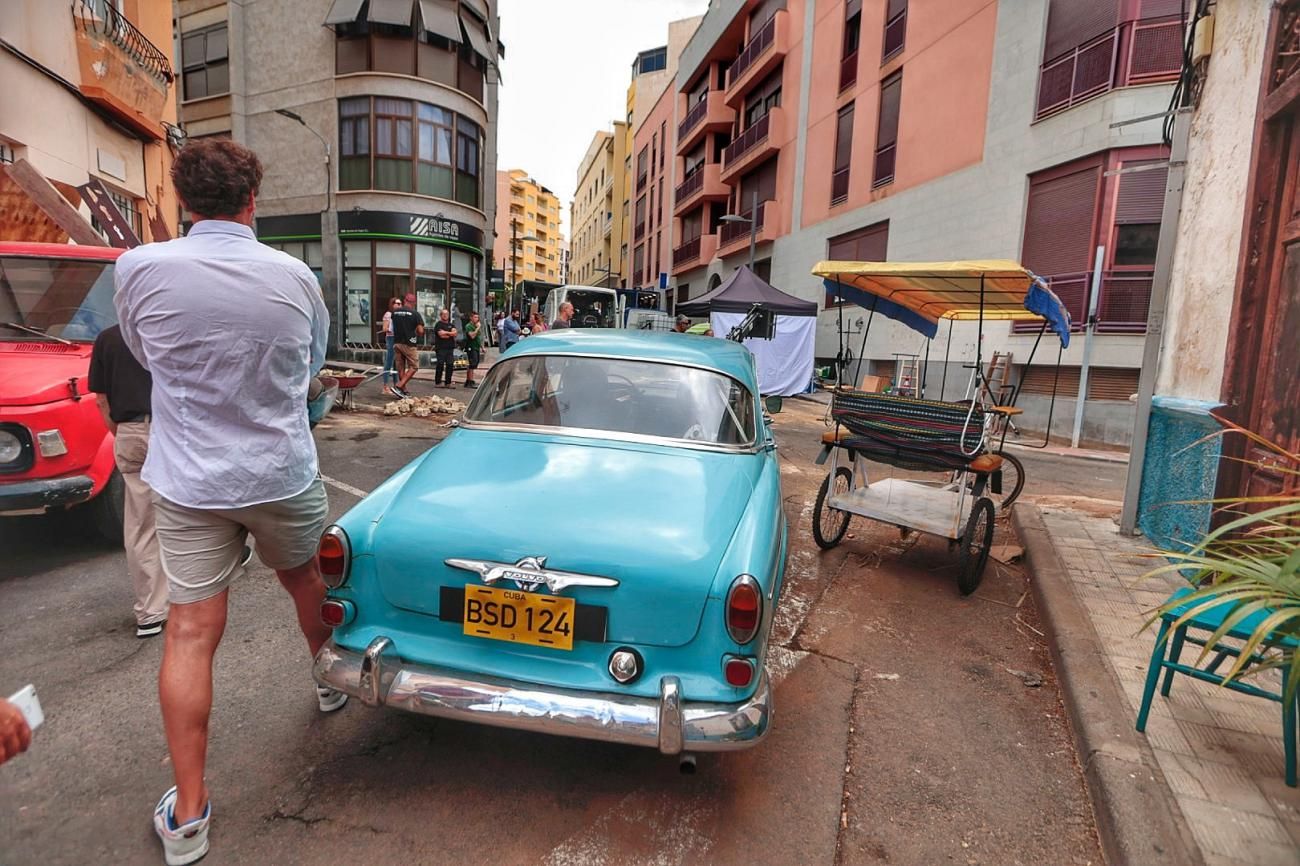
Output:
top-left (8, 684), bottom-right (43, 731)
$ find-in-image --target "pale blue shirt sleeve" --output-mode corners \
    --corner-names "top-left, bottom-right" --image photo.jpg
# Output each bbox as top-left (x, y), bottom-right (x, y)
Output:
top-left (112, 252), bottom-right (148, 368)
top-left (298, 266), bottom-right (329, 376)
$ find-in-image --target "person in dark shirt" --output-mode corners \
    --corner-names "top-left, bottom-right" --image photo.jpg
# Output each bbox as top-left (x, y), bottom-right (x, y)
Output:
top-left (551, 301), bottom-right (574, 330)
top-left (88, 324), bottom-right (168, 638)
top-left (390, 301), bottom-right (425, 398)
top-left (432, 308), bottom-right (458, 387)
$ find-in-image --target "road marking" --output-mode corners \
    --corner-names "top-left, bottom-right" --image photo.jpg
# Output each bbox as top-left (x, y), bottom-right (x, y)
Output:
top-left (320, 474), bottom-right (370, 499)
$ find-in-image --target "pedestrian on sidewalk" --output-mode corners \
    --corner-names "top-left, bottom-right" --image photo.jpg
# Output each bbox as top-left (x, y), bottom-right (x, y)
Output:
top-left (550, 301), bottom-right (574, 330)
top-left (464, 311), bottom-right (483, 388)
top-left (390, 297), bottom-right (424, 398)
top-left (501, 308), bottom-right (522, 353)
top-left (88, 324), bottom-right (168, 639)
top-left (380, 296), bottom-right (400, 396)
top-left (432, 308), bottom-right (457, 387)
top-left (113, 138), bottom-right (342, 866)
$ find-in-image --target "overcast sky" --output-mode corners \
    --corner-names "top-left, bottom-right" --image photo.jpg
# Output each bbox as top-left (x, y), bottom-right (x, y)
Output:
top-left (496, 0), bottom-right (710, 238)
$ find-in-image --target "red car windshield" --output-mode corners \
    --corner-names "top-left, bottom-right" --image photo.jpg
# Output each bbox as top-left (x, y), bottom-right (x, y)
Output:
top-left (0, 256), bottom-right (118, 343)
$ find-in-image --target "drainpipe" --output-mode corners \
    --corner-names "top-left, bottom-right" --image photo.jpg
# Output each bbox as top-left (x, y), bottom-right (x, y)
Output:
top-left (1119, 107), bottom-right (1192, 536)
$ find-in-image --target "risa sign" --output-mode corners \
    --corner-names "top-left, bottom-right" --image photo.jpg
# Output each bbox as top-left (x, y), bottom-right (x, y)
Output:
top-left (337, 210), bottom-right (484, 250)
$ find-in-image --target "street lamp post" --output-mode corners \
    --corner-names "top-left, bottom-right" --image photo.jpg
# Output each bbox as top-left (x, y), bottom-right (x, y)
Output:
top-left (720, 190), bottom-right (760, 271)
top-left (509, 219), bottom-right (538, 318)
top-left (275, 108), bottom-right (331, 212)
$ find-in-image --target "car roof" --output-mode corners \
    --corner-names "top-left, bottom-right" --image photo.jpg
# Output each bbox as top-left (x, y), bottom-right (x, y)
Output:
top-left (0, 242), bottom-right (122, 261)
top-left (506, 329), bottom-right (757, 390)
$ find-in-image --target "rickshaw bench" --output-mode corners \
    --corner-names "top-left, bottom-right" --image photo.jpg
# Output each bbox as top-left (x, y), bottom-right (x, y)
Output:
top-left (827, 391), bottom-right (992, 474)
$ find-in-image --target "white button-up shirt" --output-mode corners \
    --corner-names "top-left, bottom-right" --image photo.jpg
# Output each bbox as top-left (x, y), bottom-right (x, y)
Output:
top-left (114, 220), bottom-right (329, 509)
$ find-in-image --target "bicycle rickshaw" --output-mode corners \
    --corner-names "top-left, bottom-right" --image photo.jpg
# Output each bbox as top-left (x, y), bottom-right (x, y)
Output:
top-left (809, 260), bottom-right (1072, 594)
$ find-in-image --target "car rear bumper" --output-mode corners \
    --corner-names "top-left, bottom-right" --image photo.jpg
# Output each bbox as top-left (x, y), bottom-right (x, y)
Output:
top-left (313, 636), bottom-right (770, 754)
top-left (0, 474), bottom-right (94, 514)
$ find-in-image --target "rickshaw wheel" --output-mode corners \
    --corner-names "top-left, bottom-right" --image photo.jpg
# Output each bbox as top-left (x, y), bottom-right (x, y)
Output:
top-left (992, 451), bottom-right (1026, 509)
top-left (813, 467), bottom-right (853, 550)
top-left (957, 497), bottom-right (995, 595)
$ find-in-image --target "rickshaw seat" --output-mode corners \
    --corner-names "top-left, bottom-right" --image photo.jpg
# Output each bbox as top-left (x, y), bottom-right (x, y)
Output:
top-left (830, 390), bottom-right (990, 474)
top-left (821, 428), bottom-right (851, 445)
top-left (987, 406), bottom-right (1023, 417)
top-left (969, 453), bottom-right (1004, 474)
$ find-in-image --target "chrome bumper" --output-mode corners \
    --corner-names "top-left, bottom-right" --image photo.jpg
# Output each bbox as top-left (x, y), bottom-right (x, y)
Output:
top-left (312, 637), bottom-right (770, 754)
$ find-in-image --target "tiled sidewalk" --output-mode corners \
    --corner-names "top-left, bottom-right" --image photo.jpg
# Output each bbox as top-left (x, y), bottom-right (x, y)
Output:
top-left (1038, 507), bottom-right (1299, 866)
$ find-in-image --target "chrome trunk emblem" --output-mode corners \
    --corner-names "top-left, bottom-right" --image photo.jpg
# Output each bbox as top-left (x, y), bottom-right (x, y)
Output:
top-left (445, 556), bottom-right (620, 594)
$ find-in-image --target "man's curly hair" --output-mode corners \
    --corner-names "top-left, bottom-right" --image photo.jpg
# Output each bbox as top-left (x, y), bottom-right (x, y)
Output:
top-left (172, 139), bottom-right (264, 218)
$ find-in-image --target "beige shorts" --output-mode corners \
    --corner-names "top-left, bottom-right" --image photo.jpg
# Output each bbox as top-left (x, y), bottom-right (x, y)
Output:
top-left (154, 478), bottom-right (329, 605)
top-left (395, 343), bottom-right (419, 366)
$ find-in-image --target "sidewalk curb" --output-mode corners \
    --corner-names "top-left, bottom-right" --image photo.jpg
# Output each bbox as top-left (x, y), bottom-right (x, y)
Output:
top-left (1003, 442), bottom-right (1130, 465)
top-left (1012, 505), bottom-right (1204, 866)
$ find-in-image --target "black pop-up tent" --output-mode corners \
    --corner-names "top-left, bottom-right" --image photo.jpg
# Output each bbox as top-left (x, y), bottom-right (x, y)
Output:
top-left (677, 266), bottom-right (817, 395)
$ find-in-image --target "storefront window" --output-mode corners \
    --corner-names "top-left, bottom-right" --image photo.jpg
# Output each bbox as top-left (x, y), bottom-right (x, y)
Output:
top-left (342, 239), bottom-right (480, 347)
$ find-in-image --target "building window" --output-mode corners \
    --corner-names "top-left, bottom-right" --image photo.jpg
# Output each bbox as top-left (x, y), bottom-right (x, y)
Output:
top-left (831, 102), bottom-right (854, 205)
top-left (91, 187), bottom-right (143, 243)
top-left (0, 140), bottom-right (15, 164)
top-left (333, 17), bottom-right (486, 103)
top-left (882, 0), bottom-right (907, 62)
top-left (873, 71), bottom-right (901, 187)
top-left (338, 96), bottom-right (482, 208)
top-left (181, 25), bottom-right (229, 100)
top-left (826, 220), bottom-right (888, 305)
top-left (342, 240), bottom-right (478, 347)
top-left (659, 122), bottom-right (667, 171)
top-left (635, 46), bottom-right (668, 75)
top-left (841, 0), bottom-right (861, 91)
top-left (742, 67), bottom-right (783, 129)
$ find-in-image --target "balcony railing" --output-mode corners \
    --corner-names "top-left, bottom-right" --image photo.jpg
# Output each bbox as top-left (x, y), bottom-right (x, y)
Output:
top-left (676, 169), bottom-right (706, 204)
top-left (1035, 17), bottom-right (1184, 120)
top-left (882, 9), bottom-right (906, 61)
top-left (72, 0), bottom-right (173, 85)
top-left (720, 202), bottom-right (766, 247)
top-left (674, 236), bottom-right (702, 266)
top-left (831, 167), bottom-right (850, 205)
top-left (839, 50), bottom-right (858, 92)
top-left (634, 219), bottom-right (646, 240)
top-left (724, 112), bottom-right (771, 166)
top-left (728, 13), bottom-right (777, 88)
top-left (679, 96), bottom-right (710, 141)
top-left (872, 143), bottom-right (896, 187)
top-left (1013, 269), bottom-right (1154, 334)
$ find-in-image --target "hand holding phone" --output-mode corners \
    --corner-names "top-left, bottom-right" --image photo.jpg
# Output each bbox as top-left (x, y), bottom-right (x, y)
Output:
top-left (1, 687), bottom-right (37, 765)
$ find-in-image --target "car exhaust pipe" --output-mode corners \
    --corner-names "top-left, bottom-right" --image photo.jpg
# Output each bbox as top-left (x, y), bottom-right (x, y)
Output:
top-left (679, 753), bottom-right (697, 775)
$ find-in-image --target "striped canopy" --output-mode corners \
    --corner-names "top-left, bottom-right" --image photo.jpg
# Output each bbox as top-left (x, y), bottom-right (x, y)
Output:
top-left (813, 259), bottom-right (1071, 346)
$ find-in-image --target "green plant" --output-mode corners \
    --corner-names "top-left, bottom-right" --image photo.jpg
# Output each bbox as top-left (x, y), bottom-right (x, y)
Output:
top-left (1143, 423), bottom-right (1300, 701)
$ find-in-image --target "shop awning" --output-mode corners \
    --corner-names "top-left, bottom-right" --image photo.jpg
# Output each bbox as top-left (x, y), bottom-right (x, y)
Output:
top-left (418, 0), bottom-right (462, 43)
top-left (368, 0), bottom-right (413, 26)
top-left (324, 0), bottom-right (365, 25)
top-left (459, 12), bottom-right (490, 59)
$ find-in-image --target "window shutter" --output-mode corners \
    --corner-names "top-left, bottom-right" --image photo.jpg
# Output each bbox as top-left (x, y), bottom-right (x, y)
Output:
top-left (834, 104), bottom-right (855, 171)
top-left (846, 0), bottom-right (862, 17)
top-left (1138, 0), bottom-right (1183, 19)
top-left (828, 221), bottom-right (888, 262)
top-left (1022, 165), bottom-right (1100, 277)
top-left (887, 0), bottom-right (907, 18)
top-left (1043, 0), bottom-right (1120, 62)
top-left (877, 73), bottom-right (902, 147)
top-left (1114, 163), bottom-right (1167, 224)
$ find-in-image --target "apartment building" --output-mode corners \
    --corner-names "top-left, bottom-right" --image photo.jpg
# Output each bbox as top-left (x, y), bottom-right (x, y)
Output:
top-left (569, 124), bottom-right (627, 287)
top-left (669, 0), bottom-right (1187, 445)
top-left (174, 0), bottom-right (500, 354)
top-left (1, 1), bottom-right (179, 244)
top-left (494, 168), bottom-right (562, 284)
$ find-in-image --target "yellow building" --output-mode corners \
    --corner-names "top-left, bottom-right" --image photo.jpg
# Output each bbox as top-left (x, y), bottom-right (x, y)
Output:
top-left (570, 122), bottom-right (627, 287)
top-left (494, 169), bottom-right (562, 286)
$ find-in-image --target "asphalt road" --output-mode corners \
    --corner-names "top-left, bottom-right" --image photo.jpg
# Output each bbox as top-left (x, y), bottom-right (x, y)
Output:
top-left (0, 379), bottom-right (1109, 866)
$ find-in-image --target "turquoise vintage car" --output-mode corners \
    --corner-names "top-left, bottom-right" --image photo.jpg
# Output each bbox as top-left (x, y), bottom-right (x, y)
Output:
top-left (312, 330), bottom-right (786, 758)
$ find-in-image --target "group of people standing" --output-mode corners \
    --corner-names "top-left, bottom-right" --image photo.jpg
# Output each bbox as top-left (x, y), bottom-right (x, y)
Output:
top-left (379, 298), bottom-right (484, 396)
top-left (495, 301), bottom-right (574, 353)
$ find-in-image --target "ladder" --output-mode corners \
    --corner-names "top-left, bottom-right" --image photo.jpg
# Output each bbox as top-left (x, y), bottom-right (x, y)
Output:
top-left (980, 352), bottom-right (1020, 435)
top-left (892, 353), bottom-right (920, 397)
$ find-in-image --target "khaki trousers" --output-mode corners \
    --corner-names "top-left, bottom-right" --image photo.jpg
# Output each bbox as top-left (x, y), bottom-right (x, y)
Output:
top-left (114, 421), bottom-right (169, 625)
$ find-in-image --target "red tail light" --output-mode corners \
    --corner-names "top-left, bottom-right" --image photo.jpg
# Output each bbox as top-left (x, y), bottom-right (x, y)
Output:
top-left (725, 575), bottom-right (762, 644)
top-left (318, 526), bottom-right (350, 588)
top-left (724, 657), bottom-right (755, 687)
top-left (320, 599), bottom-right (353, 628)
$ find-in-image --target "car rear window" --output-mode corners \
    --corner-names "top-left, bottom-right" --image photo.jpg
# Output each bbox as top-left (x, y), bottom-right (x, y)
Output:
top-left (466, 355), bottom-right (756, 446)
top-left (0, 257), bottom-right (117, 342)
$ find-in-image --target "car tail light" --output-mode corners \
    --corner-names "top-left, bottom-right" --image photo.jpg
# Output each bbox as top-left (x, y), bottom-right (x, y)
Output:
top-left (318, 526), bottom-right (350, 588)
top-left (320, 599), bottom-right (354, 628)
top-left (724, 657), bottom-right (755, 687)
top-left (725, 575), bottom-right (762, 644)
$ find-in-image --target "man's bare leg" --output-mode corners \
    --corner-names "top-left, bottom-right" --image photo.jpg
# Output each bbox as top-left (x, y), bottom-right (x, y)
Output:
top-left (276, 557), bottom-right (331, 657)
top-left (158, 590), bottom-right (229, 824)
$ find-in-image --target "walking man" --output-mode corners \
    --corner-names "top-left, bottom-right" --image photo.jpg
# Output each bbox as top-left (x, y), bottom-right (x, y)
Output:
top-left (114, 139), bottom-right (340, 866)
top-left (391, 297), bottom-right (424, 398)
top-left (550, 301), bottom-right (574, 331)
top-left (88, 323), bottom-right (168, 638)
top-left (464, 311), bottom-right (483, 388)
top-left (432, 308), bottom-right (457, 387)
top-left (501, 308), bottom-right (522, 353)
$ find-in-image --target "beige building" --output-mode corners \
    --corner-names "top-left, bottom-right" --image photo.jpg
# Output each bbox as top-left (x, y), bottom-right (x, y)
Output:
top-left (0, 0), bottom-right (180, 244)
top-left (494, 169), bottom-right (561, 285)
top-left (570, 123), bottom-right (627, 287)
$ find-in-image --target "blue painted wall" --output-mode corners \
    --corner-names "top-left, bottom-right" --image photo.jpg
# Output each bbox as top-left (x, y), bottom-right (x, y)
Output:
top-left (1137, 397), bottom-right (1223, 552)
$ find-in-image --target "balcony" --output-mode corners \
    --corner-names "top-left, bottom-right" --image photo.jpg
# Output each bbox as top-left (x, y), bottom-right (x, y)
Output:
top-left (672, 233), bottom-right (719, 275)
top-left (839, 49), bottom-right (858, 93)
top-left (1035, 17), bottom-right (1184, 121)
top-left (673, 163), bottom-right (729, 216)
top-left (677, 91), bottom-right (733, 155)
top-left (721, 107), bottom-right (784, 183)
top-left (71, 0), bottom-right (173, 140)
top-left (717, 201), bottom-right (772, 256)
top-left (724, 10), bottom-right (789, 107)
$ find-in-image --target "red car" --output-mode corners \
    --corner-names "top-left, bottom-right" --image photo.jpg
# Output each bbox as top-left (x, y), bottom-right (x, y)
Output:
top-left (0, 242), bottom-right (124, 541)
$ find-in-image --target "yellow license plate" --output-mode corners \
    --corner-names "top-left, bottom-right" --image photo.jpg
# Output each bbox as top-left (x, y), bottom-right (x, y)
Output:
top-left (463, 585), bottom-right (576, 650)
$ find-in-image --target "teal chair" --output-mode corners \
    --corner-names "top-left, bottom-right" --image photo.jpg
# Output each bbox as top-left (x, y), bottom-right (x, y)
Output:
top-left (1137, 586), bottom-right (1298, 787)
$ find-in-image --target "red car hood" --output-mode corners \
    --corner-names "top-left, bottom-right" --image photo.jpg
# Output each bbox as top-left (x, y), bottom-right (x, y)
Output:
top-left (0, 342), bottom-right (93, 406)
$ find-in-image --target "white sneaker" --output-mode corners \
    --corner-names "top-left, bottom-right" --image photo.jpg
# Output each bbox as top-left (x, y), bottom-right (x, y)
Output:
top-left (153, 786), bottom-right (210, 866)
top-left (317, 686), bottom-right (348, 713)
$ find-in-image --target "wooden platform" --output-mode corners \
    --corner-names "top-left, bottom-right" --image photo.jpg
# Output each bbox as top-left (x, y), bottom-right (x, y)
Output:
top-left (828, 476), bottom-right (971, 540)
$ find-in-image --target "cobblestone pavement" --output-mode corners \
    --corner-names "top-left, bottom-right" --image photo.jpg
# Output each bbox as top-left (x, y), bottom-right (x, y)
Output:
top-left (1037, 507), bottom-right (1300, 866)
